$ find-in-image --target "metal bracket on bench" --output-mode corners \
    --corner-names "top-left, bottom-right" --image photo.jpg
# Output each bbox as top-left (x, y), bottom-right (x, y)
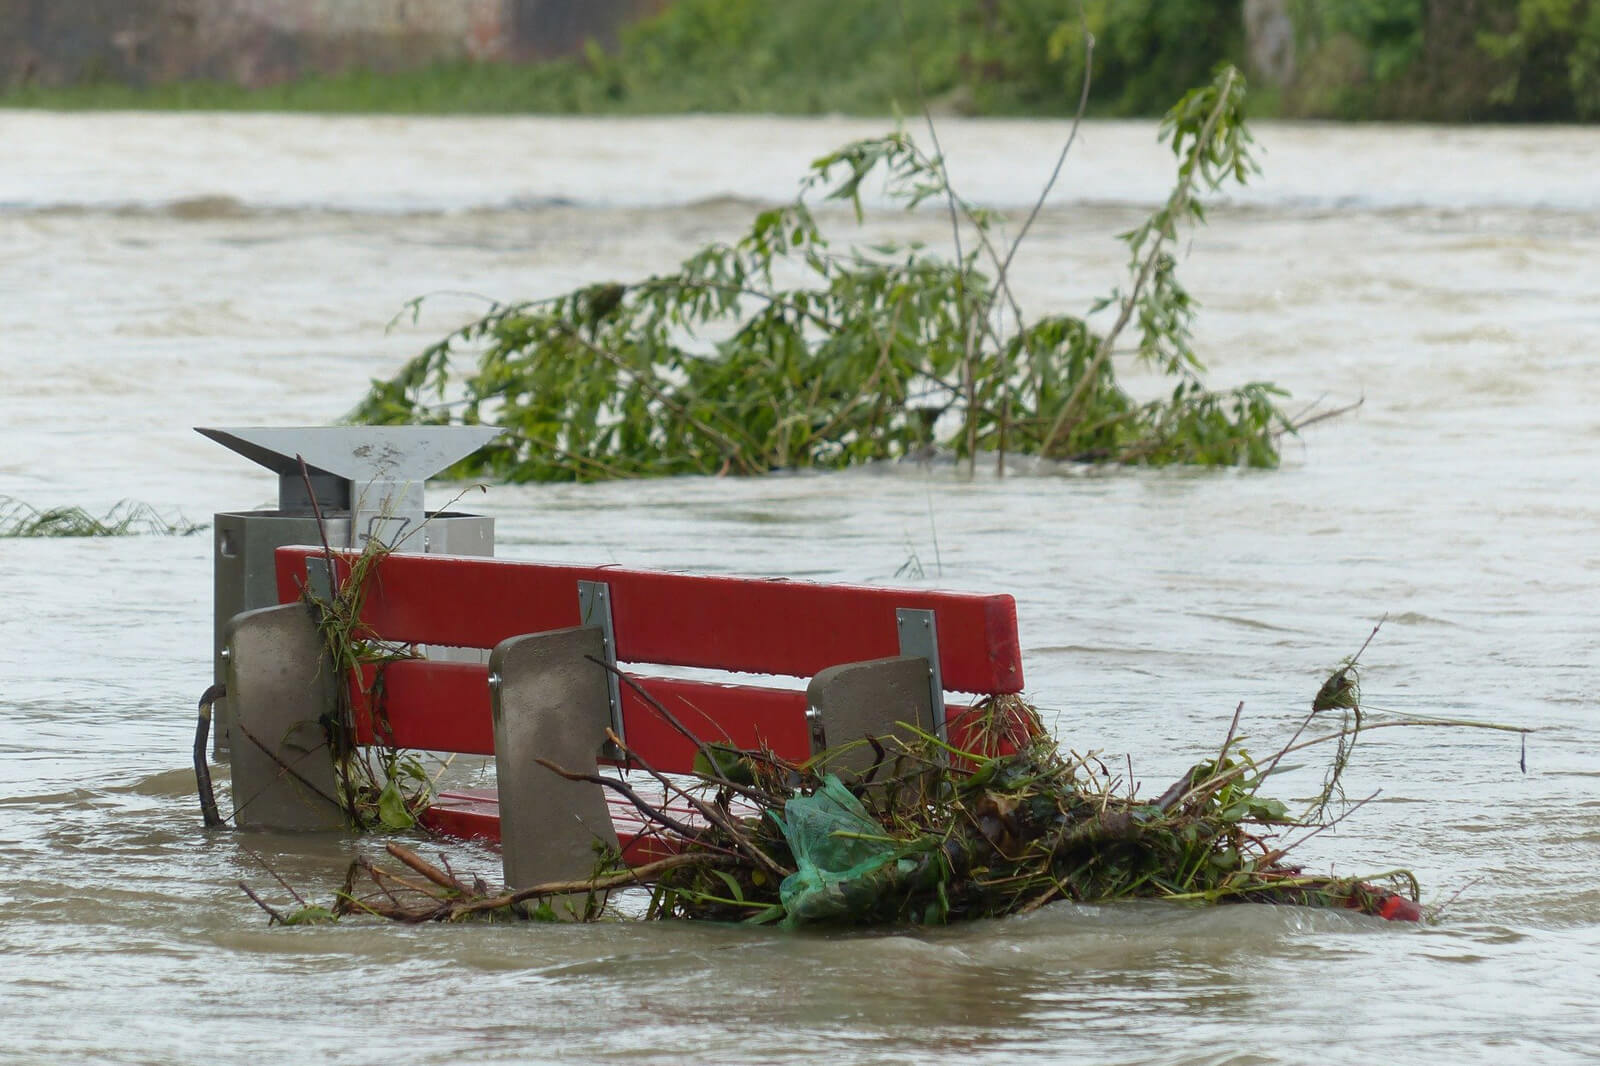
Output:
top-left (577, 580), bottom-right (625, 754)
top-left (896, 608), bottom-right (947, 744)
top-left (304, 556), bottom-right (334, 602)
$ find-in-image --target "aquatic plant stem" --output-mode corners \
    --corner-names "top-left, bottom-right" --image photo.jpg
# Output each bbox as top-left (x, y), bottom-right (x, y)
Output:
top-left (533, 757), bottom-right (706, 841)
top-left (602, 728), bottom-right (791, 882)
top-left (1174, 717), bottom-right (1530, 815)
top-left (1043, 66), bottom-right (1238, 453)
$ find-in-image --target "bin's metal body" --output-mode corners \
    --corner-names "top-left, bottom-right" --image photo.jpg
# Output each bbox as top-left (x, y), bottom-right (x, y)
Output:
top-left (200, 426), bottom-right (499, 758)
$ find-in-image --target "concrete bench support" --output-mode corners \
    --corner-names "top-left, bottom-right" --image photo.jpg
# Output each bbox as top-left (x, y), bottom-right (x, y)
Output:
top-left (226, 602), bottom-right (343, 832)
top-left (806, 655), bottom-right (937, 783)
top-left (490, 626), bottom-right (622, 917)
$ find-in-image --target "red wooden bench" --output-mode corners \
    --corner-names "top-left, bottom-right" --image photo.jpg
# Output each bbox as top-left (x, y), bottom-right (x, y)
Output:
top-left (224, 544), bottom-right (1030, 895)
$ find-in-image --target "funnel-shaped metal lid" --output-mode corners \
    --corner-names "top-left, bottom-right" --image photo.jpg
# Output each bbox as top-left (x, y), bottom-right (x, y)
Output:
top-left (196, 426), bottom-right (500, 484)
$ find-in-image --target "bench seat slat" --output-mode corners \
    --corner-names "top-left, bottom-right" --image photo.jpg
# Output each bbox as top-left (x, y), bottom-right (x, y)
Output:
top-left (425, 788), bottom-right (693, 863)
top-left (277, 547), bottom-right (1024, 695)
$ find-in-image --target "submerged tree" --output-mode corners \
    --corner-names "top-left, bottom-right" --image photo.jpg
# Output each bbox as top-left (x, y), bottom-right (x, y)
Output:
top-left (351, 66), bottom-right (1313, 482)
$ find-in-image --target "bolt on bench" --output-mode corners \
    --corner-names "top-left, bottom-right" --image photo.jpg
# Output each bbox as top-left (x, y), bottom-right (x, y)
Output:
top-left (224, 544), bottom-right (1032, 896)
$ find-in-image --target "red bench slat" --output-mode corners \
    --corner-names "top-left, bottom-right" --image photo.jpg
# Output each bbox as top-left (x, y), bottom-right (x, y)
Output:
top-left (615, 678), bottom-right (812, 768)
top-left (276, 547), bottom-right (1023, 695)
top-left (423, 695), bottom-right (1041, 854)
top-left (354, 660), bottom-right (1032, 774)
top-left (349, 662), bottom-right (813, 772)
top-left (354, 660), bottom-right (494, 753)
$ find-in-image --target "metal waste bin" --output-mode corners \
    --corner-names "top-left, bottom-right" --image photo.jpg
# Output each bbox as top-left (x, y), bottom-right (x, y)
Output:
top-left (199, 425), bottom-right (500, 759)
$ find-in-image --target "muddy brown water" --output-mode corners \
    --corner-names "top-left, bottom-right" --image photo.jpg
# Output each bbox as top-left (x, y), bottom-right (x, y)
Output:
top-left (0, 112), bottom-right (1596, 1064)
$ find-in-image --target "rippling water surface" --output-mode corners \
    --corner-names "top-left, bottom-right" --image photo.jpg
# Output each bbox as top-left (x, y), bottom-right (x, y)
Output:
top-left (0, 112), bottom-right (1596, 1064)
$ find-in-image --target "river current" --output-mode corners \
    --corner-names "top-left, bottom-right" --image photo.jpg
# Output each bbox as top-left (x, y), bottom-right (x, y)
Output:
top-left (0, 112), bottom-right (1596, 1064)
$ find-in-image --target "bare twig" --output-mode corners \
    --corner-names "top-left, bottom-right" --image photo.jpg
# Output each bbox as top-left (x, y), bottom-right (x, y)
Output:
top-left (239, 881), bottom-right (286, 923)
top-left (296, 454), bottom-right (340, 585)
top-left (1427, 876), bottom-right (1485, 921)
top-left (997, 3), bottom-right (1094, 291)
top-left (534, 757), bottom-right (706, 841)
top-left (1283, 396), bottom-right (1365, 435)
top-left (454, 853), bottom-right (743, 917)
top-left (366, 864), bottom-right (452, 903)
top-left (385, 842), bottom-right (469, 895)
top-left (1277, 789), bottom-right (1380, 855)
top-left (1214, 701), bottom-right (1245, 783)
top-left (894, 0), bottom-right (964, 288)
top-left (243, 847), bottom-right (310, 908)
top-left (585, 657), bottom-right (776, 803)
top-left (230, 719), bottom-right (344, 818)
top-left (603, 728), bottom-right (792, 882)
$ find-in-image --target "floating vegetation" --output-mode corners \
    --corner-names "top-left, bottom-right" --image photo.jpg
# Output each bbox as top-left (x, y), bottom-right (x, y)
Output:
top-left (240, 628), bottom-right (1528, 929)
top-left (0, 495), bottom-right (205, 538)
top-left (351, 67), bottom-right (1347, 482)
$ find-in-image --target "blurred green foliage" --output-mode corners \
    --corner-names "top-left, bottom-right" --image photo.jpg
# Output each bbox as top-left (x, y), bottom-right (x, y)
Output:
top-left (1476, 0), bottom-right (1600, 118)
top-left (979, 0), bottom-right (1247, 115)
top-left (1315, 0), bottom-right (1427, 81)
top-left (1289, 0), bottom-right (1600, 119)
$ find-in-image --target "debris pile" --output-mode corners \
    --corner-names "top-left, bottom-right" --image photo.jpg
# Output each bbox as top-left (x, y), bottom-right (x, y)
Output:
top-left (246, 653), bottom-right (1444, 927)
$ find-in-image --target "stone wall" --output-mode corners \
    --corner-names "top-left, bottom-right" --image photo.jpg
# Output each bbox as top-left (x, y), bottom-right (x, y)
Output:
top-left (0, 0), bottom-right (667, 89)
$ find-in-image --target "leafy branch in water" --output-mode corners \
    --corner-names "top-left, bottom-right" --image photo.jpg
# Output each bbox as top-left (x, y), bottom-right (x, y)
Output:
top-left (350, 66), bottom-right (1321, 482)
top-left (0, 495), bottom-right (204, 537)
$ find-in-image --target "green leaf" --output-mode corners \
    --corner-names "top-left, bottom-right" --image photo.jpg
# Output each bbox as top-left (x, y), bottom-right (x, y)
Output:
top-left (710, 869), bottom-right (747, 904)
top-left (281, 905), bottom-right (336, 926)
top-left (377, 779), bottom-right (416, 830)
top-left (692, 744), bottom-right (757, 785)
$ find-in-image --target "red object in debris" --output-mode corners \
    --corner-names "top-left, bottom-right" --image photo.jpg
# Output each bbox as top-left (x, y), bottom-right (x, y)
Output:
top-left (1365, 892), bottom-right (1424, 923)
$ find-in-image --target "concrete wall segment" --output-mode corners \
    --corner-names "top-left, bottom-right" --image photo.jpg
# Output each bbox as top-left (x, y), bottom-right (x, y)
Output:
top-left (0, 0), bottom-right (667, 89)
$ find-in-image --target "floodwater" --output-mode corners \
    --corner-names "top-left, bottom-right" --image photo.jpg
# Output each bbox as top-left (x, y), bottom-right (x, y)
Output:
top-left (0, 111), bottom-right (1597, 1064)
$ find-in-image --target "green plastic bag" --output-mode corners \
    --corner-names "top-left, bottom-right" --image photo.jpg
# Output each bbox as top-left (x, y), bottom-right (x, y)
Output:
top-left (770, 775), bottom-right (906, 926)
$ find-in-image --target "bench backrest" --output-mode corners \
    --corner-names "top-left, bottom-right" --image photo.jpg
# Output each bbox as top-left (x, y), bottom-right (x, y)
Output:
top-left (273, 545), bottom-right (1026, 772)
